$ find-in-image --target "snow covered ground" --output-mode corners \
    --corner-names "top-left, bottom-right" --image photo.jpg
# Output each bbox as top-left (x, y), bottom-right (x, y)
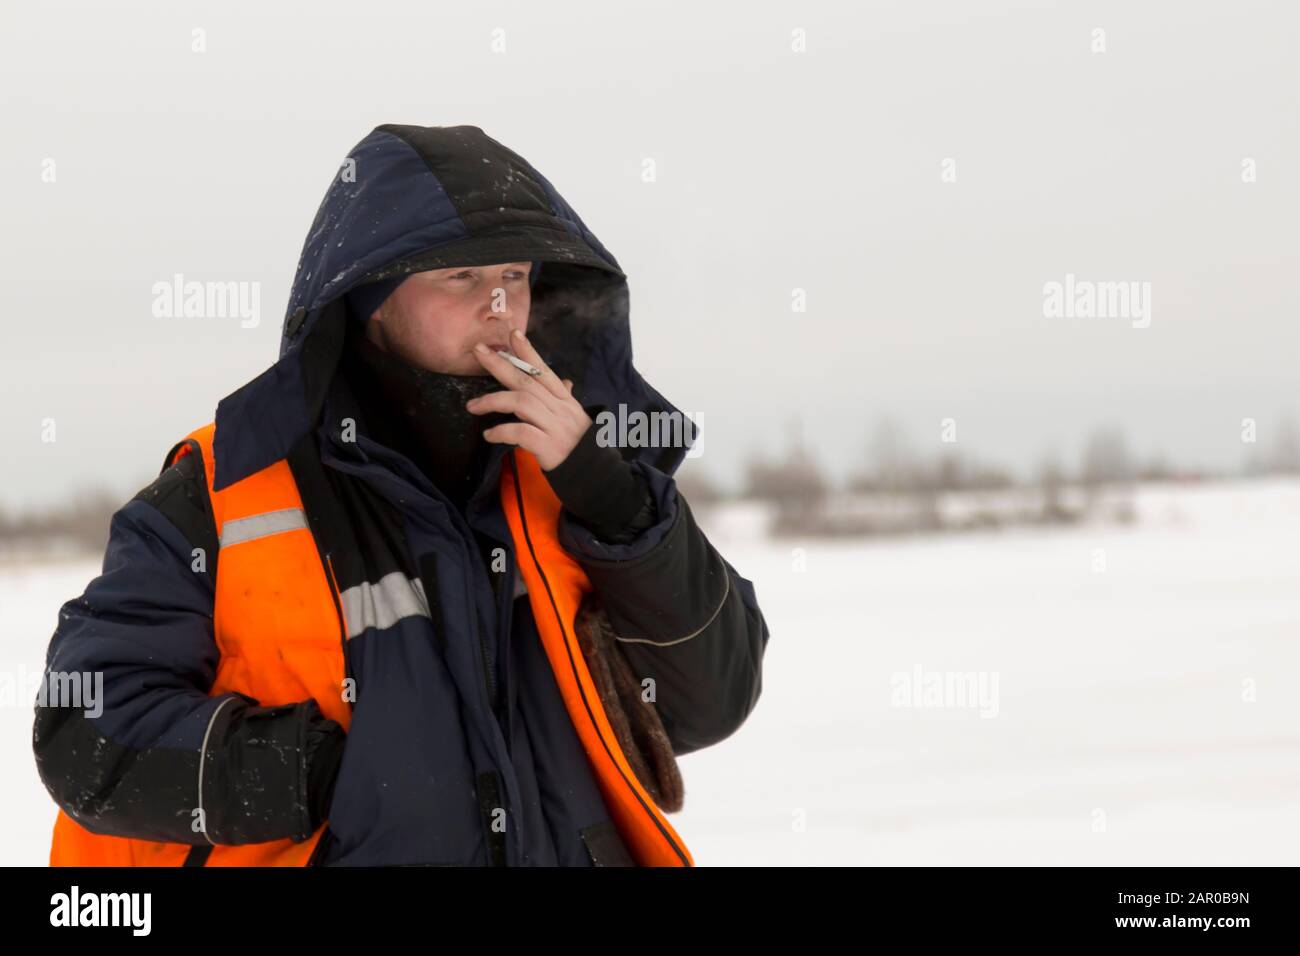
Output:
top-left (3, 478), bottom-right (1298, 866)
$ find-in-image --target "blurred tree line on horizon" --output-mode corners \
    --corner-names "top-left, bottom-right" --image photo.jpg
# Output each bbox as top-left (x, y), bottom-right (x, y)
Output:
top-left (723, 413), bottom-right (1300, 538)
top-left (5, 413), bottom-right (1300, 555)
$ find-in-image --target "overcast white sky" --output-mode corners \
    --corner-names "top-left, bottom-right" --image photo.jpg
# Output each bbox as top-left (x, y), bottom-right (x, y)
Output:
top-left (2, 0), bottom-right (1297, 510)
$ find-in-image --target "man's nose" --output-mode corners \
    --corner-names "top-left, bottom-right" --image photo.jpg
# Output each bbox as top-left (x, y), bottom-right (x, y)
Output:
top-left (484, 284), bottom-right (518, 318)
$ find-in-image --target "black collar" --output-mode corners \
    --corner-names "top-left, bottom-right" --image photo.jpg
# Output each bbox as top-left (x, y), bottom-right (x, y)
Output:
top-left (334, 320), bottom-right (511, 513)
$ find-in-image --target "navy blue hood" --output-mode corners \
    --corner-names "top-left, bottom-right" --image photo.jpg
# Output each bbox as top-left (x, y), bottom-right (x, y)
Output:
top-left (211, 124), bottom-right (696, 491)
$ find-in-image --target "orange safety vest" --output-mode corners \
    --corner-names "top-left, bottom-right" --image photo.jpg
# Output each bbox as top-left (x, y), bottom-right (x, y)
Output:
top-left (49, 422), bottom-right (692, 867)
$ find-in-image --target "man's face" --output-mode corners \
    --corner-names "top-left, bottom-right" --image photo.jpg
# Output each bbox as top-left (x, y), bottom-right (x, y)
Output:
top-left (364, 261), bottom-right (532, 375)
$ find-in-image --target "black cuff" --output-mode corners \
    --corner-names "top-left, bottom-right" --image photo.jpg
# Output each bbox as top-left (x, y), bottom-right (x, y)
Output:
top-left (305, 714), bottom-right (347, 829)
top-left (543, 422), bottom-right (648, 540)
top-left (203, 697), bottom-right (325, 844)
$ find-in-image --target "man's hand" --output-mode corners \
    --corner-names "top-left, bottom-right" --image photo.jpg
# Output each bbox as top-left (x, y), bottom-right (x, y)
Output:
top-left (466, 328), bottom-right (593, 471)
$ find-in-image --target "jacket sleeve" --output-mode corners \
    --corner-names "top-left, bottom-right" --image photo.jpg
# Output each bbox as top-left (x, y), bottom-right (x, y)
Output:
top-left (547, 436), bottom-right (769, 756)
top-left (32, 452), bottom-right (346, 846)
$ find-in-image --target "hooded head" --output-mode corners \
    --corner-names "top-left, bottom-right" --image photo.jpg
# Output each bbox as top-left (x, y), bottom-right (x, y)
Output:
top-left (210, 124), bottom-right (696, 492)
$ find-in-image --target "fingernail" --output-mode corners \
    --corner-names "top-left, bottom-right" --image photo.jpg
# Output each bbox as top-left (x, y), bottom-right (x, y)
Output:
top-left (512, 329), bottom-right (523, 339)
top-left (474, 342), bottom-right (489, 353)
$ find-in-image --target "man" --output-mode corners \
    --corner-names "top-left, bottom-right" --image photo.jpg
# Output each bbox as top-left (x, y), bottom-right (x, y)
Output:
top-left (33, 124), bottom-right (769, 867)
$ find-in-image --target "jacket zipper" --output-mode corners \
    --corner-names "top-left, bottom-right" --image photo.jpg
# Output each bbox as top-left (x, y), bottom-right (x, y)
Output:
top-left (458, 489), bottom-right (500, 718)
top-left (465, 477), bottom-right (511, 865)
top-left (469, 581), bottom-right (499, 715)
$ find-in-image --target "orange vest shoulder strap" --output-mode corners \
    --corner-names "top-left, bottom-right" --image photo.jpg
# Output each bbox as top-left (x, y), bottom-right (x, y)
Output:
top-left (168, 423), bottom-right (307, 549)
top-left (500, 448), bottom-right (693, 867)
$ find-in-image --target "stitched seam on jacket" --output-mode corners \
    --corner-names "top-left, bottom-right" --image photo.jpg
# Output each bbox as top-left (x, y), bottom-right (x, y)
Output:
top-left (198, 696), bottom-right (239, 846)
top-left (613, 566), bottom-right (731, 647)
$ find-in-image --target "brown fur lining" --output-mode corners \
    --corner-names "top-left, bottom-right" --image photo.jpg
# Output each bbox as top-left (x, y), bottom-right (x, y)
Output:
top-left (573, 591), bottom-right (684, 812)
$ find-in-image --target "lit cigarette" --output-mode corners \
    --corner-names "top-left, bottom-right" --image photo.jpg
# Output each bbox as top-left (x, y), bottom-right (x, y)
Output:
top-left (494, 349), bottom-right (543, 377)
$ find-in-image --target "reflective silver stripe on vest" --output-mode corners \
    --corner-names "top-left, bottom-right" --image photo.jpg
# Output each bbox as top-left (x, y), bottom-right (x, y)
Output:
top-left (339, 571), bottom-right (430, 639)
top-left (219, 508), bottom-right (309, 548)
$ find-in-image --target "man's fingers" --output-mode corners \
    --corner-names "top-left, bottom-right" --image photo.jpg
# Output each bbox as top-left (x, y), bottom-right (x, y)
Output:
top-left (472, 344), bottom-right (561, 410)
top-left (466, 389), bottom-right (552, 428)
top-left (482, 420), bottom-right (547, 452)
top-left (506, 330), bottom-right (569, 400)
